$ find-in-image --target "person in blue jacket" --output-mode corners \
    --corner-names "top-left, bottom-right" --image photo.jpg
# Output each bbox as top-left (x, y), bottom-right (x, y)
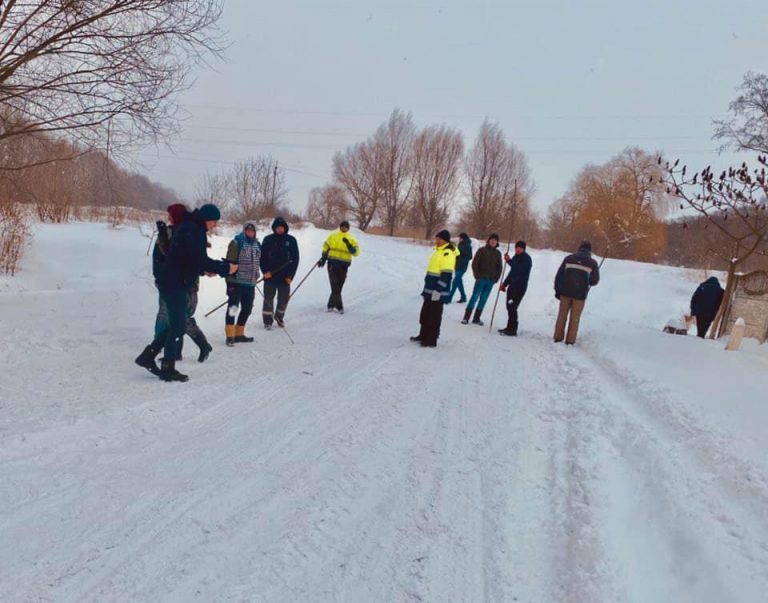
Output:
top-left (259, 217), bottom-right (300, 329)
top-left (498, 240), bottom-right (532, 336)
top-left (136, 204), bottom-right (236, 382)
top-left (447, 232), bottom-right (472, 303)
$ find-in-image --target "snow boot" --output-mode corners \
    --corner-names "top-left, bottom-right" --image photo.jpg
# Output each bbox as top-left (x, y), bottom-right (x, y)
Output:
top-left (471, 310), bottom-right (484, 326)
top-left (461, 309), bottom-right (471, 325)
top-left (410, 335), bottom-right (422, 342)
top-left (135, 345), bottom-right (160, 375)
top-left (193, 333), bottom-right (213, 362)
top-left (158, 359), bottom-right (188, 383)
top-left (498, 328), bottom-right (517, 336)
top-left (276, 316), bottom-right (285, 328)
top-left (420, 340), bottom-right (437, 348)
top-left (225, 324), bottom-right (236, 347)
top-left (234, 325), bottom-right (254, 343)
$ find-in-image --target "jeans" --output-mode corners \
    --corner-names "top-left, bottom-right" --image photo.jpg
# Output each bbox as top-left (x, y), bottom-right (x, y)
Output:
top-left (448, 269), bottom-right (467, 302)
top-left (466, 278), bottom-right (494, 314)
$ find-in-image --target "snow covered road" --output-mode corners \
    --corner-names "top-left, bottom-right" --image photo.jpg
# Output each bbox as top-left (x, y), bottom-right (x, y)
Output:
top-left (1, 223), bottom-right (767, 602)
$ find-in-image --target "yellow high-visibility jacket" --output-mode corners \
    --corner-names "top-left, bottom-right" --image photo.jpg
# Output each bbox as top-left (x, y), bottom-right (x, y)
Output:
top-left (322, 230), bottom-right (360, 264)
top-left (421, 242), bottom-right (458, 301)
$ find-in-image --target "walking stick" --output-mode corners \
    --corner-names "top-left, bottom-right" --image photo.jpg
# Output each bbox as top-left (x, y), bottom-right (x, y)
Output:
top-left (254, 284), bottom-right (295, 344)
top-left (203, 260), bottom-right (291, 317)
top-left (288, 259), bottom-right (322, 300)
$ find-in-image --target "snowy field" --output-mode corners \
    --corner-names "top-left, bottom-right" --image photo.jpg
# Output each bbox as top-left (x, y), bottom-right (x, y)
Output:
top-left (1, 221), bottom-right (767, 603)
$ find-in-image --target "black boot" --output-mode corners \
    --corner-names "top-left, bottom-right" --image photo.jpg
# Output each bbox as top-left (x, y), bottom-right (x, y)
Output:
top-left (175, 338), bottom-right (183, 361)
top-left (158, 359), bottom-right (188, 382)
top-left (461, 310), bottom-right (471, 325)
top-left (135, 345), bottom-right (160, 375)
top-left (192, 333), bottom-right (213, 363)
top-left (498, 321), bottom-right (518, 336)
top-left (234, 335), bottom-right (254, 343)
top-left (472, 310), bottom-right (484, 326)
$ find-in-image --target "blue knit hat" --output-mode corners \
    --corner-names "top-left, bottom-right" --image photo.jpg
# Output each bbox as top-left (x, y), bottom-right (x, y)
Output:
top-left (197, 203), bottom-right (221, 222)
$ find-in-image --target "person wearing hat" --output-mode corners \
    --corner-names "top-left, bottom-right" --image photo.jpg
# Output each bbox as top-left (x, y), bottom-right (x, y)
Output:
top-left (410, 229), bottom-right (457, 347)
top-left (259, 216), bottom-right (299, 329)
top-left (317, 219), bottom-right (360, 314)
top-left (461, 234), bottom-right (503, 325)
top-left (447, 232), bottom-right (473, 303)
top-left (498, 240), bottom-right (533, 336)
top-left (136, 203), bottom-right (237, 382)
top-left (553, 240), bottom-right (600, 344)
top-left (224, 221), bottom-right (261, 345)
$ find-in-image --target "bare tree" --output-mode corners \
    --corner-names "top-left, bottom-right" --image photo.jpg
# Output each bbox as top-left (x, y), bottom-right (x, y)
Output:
top-left (195, 171), bottom-right (229, 207)
top-left (0, 0), bottom-right (224, 167)
top-left (332, 140), bottom-right (381, 231)
top-left (463, 120), bottom-right (534, 238)
top-left (305, 185), bottom-right (349, 229)
top-left (664, 156), bottom-right (768, 337)
top-left (714, 72), bottom-right (768, 155)
top-left (411, 125), bottom-right (463, 239)
top-left (373, 109), bottom-right (416, 236)
top-left (227, 156), bottom-right (287, 222)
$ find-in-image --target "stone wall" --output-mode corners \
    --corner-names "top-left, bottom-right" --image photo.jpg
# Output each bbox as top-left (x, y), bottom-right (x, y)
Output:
top-left (725, 270), bottom-right (768, 343)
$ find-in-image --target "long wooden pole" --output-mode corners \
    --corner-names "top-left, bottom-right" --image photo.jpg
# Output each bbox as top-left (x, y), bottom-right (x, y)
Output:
top-left (488, 180), bottom-right (517, 333)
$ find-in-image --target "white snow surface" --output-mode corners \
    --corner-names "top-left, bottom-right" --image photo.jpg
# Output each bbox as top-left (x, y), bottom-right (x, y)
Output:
top-left (1, 222), bottom-right (767, 602)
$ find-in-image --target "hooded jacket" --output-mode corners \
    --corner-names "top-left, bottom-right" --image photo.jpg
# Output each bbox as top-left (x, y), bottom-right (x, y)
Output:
top-left (259, 217), bottom-right (300, 280)
top-left (691, 276), bottom-right (724, 318)
top-left (155, 208), bottom-right (231, 290)
top-left (456, 236), bottom-right (473, 272)
top-left (226, 222), bottom-right (262, 286)
top-left (554, 245), bottom-right (600, 301)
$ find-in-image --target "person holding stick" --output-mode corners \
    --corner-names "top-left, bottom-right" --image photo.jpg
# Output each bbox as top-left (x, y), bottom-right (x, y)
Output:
top-left (461, 234), bottom-right (502, 326)
top-left (224, 221), bottom-right (261, 346)
top-left (260, 217), bottom-right (299, 330)
top-left (498, 241), bottom-right (532, 336)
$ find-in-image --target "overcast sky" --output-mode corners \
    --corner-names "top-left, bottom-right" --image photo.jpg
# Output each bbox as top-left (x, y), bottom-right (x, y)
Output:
top-left (134, 0), bottom-right (768, 215)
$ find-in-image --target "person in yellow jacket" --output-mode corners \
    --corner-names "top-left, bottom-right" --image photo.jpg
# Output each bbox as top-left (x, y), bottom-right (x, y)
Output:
top-left (316, 220), bottom-right (360, 314)
top-left (410, 229), bottom-right (458, 347)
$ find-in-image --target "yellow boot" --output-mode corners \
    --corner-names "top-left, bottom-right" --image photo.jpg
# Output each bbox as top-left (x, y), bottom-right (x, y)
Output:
top-left (225, 324), bottom-right (236, 347)
top-left (235, 324), bottom-right (254, 343)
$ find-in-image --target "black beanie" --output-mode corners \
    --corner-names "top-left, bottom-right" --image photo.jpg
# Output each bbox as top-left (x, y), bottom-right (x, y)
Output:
top-left (436, 229), bottom-right (451, 242)
top-left (340, 220), bottom-right (350, 229)
top-left (488, 233), bottom-right (499, 243)
top-left (579, 240), bottom-right (592, 252)
top-left (515, 240), bottom-right (527, 250)
top-left (197, 204), bottom-right (221, 222)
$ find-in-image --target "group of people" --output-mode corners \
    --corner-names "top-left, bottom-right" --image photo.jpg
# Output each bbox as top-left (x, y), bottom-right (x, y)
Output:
top-left (135, 205), bottom-right (360, 382)
top-left (411, 231), bottom-right (600, 348)
top-left (134, 200), bottom-right (608, 380)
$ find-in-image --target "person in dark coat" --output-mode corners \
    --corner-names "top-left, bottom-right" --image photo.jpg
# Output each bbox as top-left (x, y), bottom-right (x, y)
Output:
top-left (149, 203), bottom-right (213, 364)
top-left (690, 276), bottom-right (724, 338)
top-left (136, 204), bottom-right (236, 381)
top-left (498, 240), bottom-right (533, 336)
top-left (553, 240), bottom-right (600, 344)
top-left (461, 234), bottom-right (502, 325)
top-left (447, 233), bottom-right (472, 303)
top-left (259, 216), bottom-right (299, 329)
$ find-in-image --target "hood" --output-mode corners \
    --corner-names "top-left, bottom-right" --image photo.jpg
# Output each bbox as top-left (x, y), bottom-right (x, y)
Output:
top-left (705, 276), bottom-right (721, 286)
top-left (271, 216), bottom-right (289, 234)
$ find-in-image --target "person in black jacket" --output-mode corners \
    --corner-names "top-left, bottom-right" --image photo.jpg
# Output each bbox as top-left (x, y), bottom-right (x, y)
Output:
top-left (690, 276), bottom-right (724, 338)
top-left (461, 234), bottom-right (503, 325)
top-left (498, 240), bottom-right (532, 336)
top-left (447, 233), bottom-right (472, 303)
top-left (259, 216), bottom-right (300, 329)
top-left (136, 204), bottom-right (236, 382)
top-left (553, 240), bottom-right (600, 344)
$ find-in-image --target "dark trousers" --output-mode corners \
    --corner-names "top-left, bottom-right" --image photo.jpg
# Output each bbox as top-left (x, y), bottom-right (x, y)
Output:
top-left (263, 280), bottom-right (290, 325)
top-left (152, 288), bottom-right (203, 355)
top-left (696, 315), bottom-right (715, 338)
top-left (226, 284), bottom-right (256, 326)
top-left (327, 263), bottom-right (349, 310)
top-left (158, 288), bottom-right (188, 361)
top-left (505, 290), bottom-right (525, 332)
top-left (418, 298), bottom-right (444, 344)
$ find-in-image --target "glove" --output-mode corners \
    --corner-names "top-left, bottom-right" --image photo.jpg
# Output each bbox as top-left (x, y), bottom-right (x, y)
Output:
top-left (317, 254), bottom-right (327, 268)
top-left (342, 237), bottom-right (356, 253)
top-left (500, 284), bottom-right (507, 292)
top-left (431, 290), bottom-right (441, 301)
top-left (156, 220), bottom-right (166, 232)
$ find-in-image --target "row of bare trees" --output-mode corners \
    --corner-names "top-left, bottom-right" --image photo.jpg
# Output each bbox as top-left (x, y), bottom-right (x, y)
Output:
top-left (195, 156), bottom-right (300, 223)
top-left (313, 110), bottom-right (536, 240)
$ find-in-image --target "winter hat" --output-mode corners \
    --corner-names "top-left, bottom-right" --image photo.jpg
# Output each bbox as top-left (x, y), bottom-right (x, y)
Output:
top-left (166, 203), bottom-right (188, 226)
top-left (340, 220), bottom-right (350, 229)
top-left (459, 232), bottom-right (469, 241)
top-left (579, 240), bottom-right (592, 252)
top-left (271, 216), bottom-right (289, 233)
top-left (197, 203), bottom-right (221, 222)
top-left (515, 240), bottom-right (527, 250)
top-left (435, 229), bottom-right (451, 243)
top-left (488, 233), bottom-right (500, 243)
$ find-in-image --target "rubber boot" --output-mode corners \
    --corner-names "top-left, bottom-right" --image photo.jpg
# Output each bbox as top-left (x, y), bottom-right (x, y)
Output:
top-left (472, 309), bottom-right (484, 326)
top-left (234, 324), bottom-right (254, 343)
top-left (192, 332), bottom-right (213, 362)
top-left (135, 345), bottom-right (160, 375)
top-left (158, 359), bottom-right (188, 382)
top-left (461, 309), bottom-right (471, 325)
top-left (225, 324), bottom-right (236, 347)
